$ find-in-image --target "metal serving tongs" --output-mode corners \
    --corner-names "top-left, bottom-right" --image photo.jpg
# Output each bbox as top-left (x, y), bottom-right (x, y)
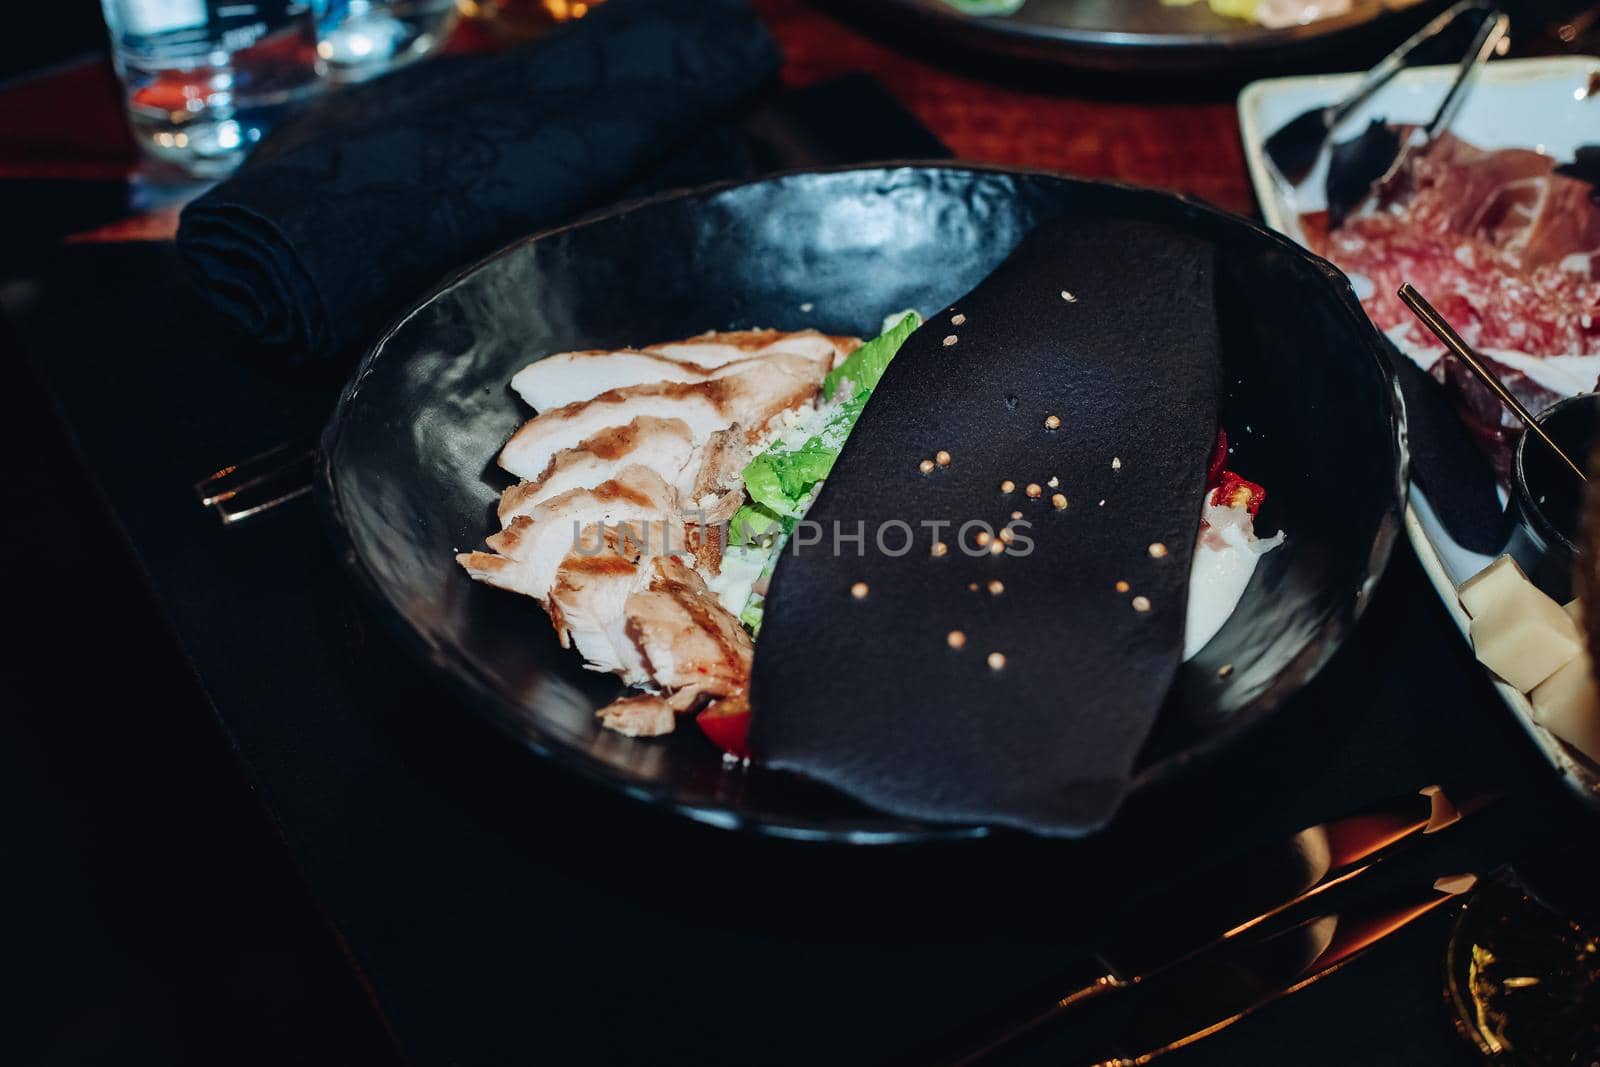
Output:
top-left (1322, 3), bottom-right (1511, 225)
top-left (1264, 0), bottom-right (1489, 185)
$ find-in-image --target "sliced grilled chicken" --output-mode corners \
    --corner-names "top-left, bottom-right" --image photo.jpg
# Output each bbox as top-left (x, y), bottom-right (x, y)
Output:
top-left (596, 694), bottom-right (677, 738)
top-left (510, 350), bottom-right (829, 413)
top-left (645, 328), bottom-right (858, 370)
top-left (592, 683), bottom-right (713, 738)
top-left (512, 351), bottom-right (711, 412)
top-left (549, 543), bottom-right (654, 684)
top-left (498, 365), bottom-right (823, 481)
top-left (511, 330), bottom-right (850, 412)
top-left (687, 426), bottom-right (754, 507)
top-left (457, 549), bottom-right (543, 601)
top-left (497, 417), bottom-right (697, 525)
top-left (456, 465), bottom-right (683, 608)
top-left (623, 556), bottom-right (753, 698)
top-left (682, 426), bottom-right (755, 575)
top-left (462, 327), bottom-right (865, 743)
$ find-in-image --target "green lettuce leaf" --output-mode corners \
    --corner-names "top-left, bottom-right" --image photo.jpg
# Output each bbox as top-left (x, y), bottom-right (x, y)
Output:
top-left (730, 502), bottom-right (785, 545)
top-left (741, 454), bottom-right (797, 519)
top-left (769, 439), bottom-right (838, 496)
top-left (738, 315), bottom-right (917, 525)
top-left (822, 311), bottom-right (921, 402)
top-left (730, 311), bottom-right (923, 628)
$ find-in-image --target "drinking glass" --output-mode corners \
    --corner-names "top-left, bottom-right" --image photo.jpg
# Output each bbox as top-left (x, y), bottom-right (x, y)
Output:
top-left (313, 0), bottom-right (460, 83)
top-left (100, 0), bottom-right (326, 178)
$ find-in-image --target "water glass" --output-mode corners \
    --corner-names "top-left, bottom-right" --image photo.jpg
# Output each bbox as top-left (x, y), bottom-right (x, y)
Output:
top-left (313, 0), bottom-right (459, 83)
top-left (100, 0), bottom-right (327, 178)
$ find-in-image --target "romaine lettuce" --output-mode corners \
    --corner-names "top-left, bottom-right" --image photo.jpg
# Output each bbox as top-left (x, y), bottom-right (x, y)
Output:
top-left (823, 310), bottom-right (922, 402)
top-left (739, 311), bottom-right (919, 526)
top-left (729, 312), bottom-right (922, 624)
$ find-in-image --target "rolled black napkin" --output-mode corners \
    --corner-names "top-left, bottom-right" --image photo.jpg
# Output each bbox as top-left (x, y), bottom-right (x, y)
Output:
top-left (750, 216), bottom-right (1221, 836)
top-left (177, 0), bottom-right (779, 361)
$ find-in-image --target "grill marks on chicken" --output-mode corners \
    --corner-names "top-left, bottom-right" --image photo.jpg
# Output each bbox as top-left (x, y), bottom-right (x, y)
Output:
top-left (461, 464), bottom-right (684, 608)
top-left (509, 330), bottom-right (849, 411)
top-left (497, 416), bottom-right (699, 522)
top-left (497, 363), bottom-right (829, 481)
top-left (550, 530), bottom-right (654, 685)
top-left (458, 328), bottom-right (858, 737)
top-left (644, 328), bottom-right (858, 369)
top-left (625, 557), bottom-right (755, 697)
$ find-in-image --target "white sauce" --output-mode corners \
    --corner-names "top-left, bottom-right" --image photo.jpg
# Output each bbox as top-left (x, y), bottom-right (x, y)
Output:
top-left (1182, 496), bottom-right (1285, 660)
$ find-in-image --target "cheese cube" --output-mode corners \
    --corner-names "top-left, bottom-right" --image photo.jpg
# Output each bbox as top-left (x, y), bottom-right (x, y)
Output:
top-left (1465, 566), bottom-right (1582, 692)
top-left (1459, 557), bottom-right (1575, 632)
top-left (1531, 651), bottom-right (1600, 764)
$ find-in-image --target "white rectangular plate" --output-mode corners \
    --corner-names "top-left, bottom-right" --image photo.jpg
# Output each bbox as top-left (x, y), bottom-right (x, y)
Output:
top-left (1239, 55), bottom-right (1600, 807)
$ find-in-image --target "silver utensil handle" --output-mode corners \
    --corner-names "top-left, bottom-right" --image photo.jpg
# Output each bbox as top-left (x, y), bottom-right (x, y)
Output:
top-left (1424, 9), bottom-right (1510, 140)
top-left (1330, 0), bottom-right (1490, 127)
top-left (1372, 7), bottom-right (1509, 193)
top-left (194, 443), bottom-right (316, 525)
top-left (947, 787), bottom-right (1494, 1066)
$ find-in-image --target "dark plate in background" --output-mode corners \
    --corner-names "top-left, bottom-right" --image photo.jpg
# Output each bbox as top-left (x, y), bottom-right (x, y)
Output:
top-left (317, 164), bottom-right (1405, 842)
top-left (859, 0), bottom-right (1440, 72)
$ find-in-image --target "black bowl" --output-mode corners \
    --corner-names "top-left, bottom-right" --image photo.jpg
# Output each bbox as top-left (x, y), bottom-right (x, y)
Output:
top-left (1509, 393), bottom-right (1600, 604)
top-left (317, 164), bottom-right (1406, 842)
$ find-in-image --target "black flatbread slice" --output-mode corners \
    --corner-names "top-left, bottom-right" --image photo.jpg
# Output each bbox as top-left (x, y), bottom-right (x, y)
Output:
top-left (748, 216), bottom-right (1221, 836)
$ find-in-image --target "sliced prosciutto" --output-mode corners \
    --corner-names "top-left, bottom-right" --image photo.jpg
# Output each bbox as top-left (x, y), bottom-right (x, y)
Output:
top-left (1305, 132), bottom-right (1600, 476)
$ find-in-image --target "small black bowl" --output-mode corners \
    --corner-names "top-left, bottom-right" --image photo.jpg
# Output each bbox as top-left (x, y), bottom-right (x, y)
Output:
top-left (1509, 393), bottom-right (1599, 604)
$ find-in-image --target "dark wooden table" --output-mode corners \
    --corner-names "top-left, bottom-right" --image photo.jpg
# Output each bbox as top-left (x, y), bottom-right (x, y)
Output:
top-left (2, 4), bottom-right (1590, 1065)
